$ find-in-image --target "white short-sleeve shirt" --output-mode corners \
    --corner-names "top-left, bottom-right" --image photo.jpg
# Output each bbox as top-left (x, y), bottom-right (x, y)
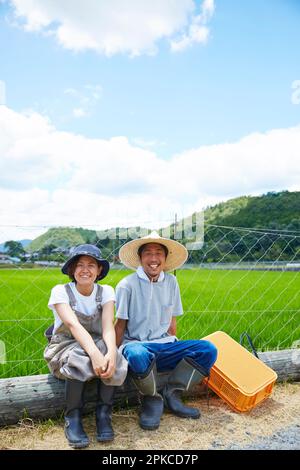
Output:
top-left (48, 282), bottom-right (115, 332)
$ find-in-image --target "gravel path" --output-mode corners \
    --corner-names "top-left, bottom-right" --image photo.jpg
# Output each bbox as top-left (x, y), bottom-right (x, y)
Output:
top-left (226, 424), bottom-right (300, 450)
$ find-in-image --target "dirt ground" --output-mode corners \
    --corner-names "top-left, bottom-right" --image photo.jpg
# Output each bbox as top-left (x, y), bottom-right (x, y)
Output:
top-left (1, 382), bottom-right (299, 450)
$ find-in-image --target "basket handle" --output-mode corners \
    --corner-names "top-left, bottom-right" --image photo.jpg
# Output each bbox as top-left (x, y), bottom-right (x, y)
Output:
top-left (240, 332), bottom-right (259, 358)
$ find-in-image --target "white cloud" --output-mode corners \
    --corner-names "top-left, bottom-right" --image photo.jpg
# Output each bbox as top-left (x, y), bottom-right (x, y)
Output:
top-left (64, 84), bottom-right (103, 102)
top-left (0, 105), bottom-right (165, 194)
top-left (170, 0), bottom-right (215, 52)
top-left (0, 187), bottom-right (186, 242)
top-left (132, 137), bottom-right (166, 150)
top-left (162, 127), bottom-right (300, 203)
top-left (291, 80), bottom-right (300, 105)
top-left (1, 104), bottom-right (300, 241)
top-left (202, 0), bottom-right (215, 21)
top-left (7, 0), bottom-right (214, 56)
top-left (64, 84), bottom-right (103, 119)
top-left (0, 107), bottom-right (75, 189)
top-left (72, 108), bottom-right (89, 118)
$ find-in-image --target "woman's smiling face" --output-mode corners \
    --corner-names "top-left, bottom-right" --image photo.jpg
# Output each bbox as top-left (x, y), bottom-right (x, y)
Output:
top-left (73, 255), bottom-right (102, 285)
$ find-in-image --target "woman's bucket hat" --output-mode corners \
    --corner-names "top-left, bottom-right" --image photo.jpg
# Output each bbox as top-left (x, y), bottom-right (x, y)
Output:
top-left (118, 231), bottom-right (188, 272)
top-left (62, 244), bottom-right (110, 281)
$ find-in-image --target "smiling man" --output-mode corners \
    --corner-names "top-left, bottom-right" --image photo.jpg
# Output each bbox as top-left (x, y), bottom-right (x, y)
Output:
top-left (115, 231), bottom-right (217, 431)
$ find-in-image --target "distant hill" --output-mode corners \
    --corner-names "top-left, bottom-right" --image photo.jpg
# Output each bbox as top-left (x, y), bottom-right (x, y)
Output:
top-left (26, 226), bottom-right (148, 259)
top-left (169, 191), bottom-right (300, 239)
top-left (27, 227), bottom-right (97, 252)
top-left (203, 191), bottom-right (300, 230)
top-left (11, 190), bottom-right (300, 262)
top-left (171, 190), bottom-right (300, 263)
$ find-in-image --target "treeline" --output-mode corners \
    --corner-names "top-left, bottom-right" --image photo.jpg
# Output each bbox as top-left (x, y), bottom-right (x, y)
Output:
top-left (185, 191), bottom-right (300, 263)
top-left (7, 190), bottom-right (300, 264)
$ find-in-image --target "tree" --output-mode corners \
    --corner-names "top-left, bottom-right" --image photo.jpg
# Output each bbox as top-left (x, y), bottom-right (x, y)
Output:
top-left (4, 240), bottom-right (25, 258)
top-left (40, 243), bottom-right (58, 256)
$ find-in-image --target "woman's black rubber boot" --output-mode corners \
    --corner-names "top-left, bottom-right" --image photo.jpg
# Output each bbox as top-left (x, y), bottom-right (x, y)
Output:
top-left (64, 379), bottom-right (89, 448)
top-left (96, 381), bottom-right (115, 442)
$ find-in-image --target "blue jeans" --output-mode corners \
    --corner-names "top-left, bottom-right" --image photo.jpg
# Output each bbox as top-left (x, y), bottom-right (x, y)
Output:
top-left (123, 340), bottom-right (217, 376)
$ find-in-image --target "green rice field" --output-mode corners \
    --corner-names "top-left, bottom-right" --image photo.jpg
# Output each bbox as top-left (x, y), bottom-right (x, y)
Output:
top-left (0, 267), bottom-right (299, 378)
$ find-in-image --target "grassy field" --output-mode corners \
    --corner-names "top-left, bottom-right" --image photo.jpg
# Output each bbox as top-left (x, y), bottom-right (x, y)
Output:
top-left (0, 267), bottom-right (299, 378)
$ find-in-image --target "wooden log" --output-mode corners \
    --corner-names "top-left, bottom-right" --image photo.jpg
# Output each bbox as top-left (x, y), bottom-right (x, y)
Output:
top-left (258, 349), bottom-right (300, 382)
top-left (0, 373), bottom-right (170, 426)
top-left (0, 348), bottom-right (299, 426)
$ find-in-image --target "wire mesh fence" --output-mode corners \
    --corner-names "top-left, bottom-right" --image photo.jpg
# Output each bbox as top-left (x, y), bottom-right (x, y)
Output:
top-left (0, 222), bottom-right (299, 379)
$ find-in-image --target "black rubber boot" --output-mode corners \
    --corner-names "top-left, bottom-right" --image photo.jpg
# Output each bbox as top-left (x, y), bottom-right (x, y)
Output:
top-left (96, 381), bottom-right (115, 442)
top-left (131, 360), bottom-right (164, 430)
top-left (163, 357), bottom-right (207, 419)
top-left (139, 395), bottom-right (164, 430)
top-left (64, 379), bottom-right (89, 449)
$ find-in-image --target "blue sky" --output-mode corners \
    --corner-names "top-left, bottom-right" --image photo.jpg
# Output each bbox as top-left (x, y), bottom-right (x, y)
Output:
top-left (0, 0), bottom-right (300, 241)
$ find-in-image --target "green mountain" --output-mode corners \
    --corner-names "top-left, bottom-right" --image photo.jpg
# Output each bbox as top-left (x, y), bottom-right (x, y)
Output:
top-left (172, 190), bottom-right (300, 263)
top-left (27, 227), bottom-right (97, 252)
top-left (203, 191), bottom-right (300, 230)
top-left (26, 190), bottom-right (300, 262)
top-left (26, 226), bottom-right (149, 259)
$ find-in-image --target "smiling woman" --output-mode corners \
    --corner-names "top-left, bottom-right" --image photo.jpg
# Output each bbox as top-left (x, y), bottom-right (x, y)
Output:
top-left (43, 243), bottom-right (128, 449)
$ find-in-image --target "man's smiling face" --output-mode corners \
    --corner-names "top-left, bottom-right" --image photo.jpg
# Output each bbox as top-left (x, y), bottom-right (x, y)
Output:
top-left (139, 243), bottom-right (167, 280)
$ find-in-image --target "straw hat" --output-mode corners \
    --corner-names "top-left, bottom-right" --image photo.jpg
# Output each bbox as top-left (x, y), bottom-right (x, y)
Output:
top-left (118, 231), bottom-right (188, 272)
